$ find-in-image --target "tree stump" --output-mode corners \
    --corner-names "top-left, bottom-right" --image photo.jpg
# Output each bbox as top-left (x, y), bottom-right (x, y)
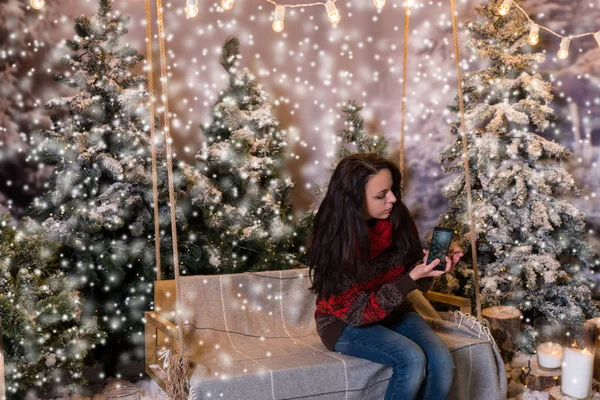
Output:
top-left (586, 317), bottom-right (600, 381)
top-left (482, 306), bottom-right (522, 361)
top-left (519, 360), bottom-right (561, 391)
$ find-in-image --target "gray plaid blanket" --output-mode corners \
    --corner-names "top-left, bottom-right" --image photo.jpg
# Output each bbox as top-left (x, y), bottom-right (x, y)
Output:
top-left (156, 268), bottom-right (506, 399)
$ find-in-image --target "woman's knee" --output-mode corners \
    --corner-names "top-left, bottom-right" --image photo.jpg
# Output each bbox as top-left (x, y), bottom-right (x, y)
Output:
top-left (436, 346), bottom-right (455, 371)
top-left (394, 343), bottom-right (427, 381)
top-left (431, 346), bottom-right (455, 384)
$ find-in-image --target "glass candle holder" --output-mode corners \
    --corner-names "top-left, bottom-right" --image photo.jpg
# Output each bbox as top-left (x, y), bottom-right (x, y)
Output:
top-left (104, 385), bottom-right (140, 400)
top-left (534, 317), bottom-right (564, 370)
top-left (561, 321), bottom-right (597, 399)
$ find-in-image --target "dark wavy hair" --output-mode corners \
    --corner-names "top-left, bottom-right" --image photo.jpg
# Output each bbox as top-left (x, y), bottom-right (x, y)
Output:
top-left (307, 153), bottom-right (422, 298)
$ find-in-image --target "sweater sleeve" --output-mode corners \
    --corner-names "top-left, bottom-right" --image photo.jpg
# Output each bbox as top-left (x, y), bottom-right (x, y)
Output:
top-left (409, 264), bottom-right (434, 294)
top-left (315, 265), bottom-right (420, 327)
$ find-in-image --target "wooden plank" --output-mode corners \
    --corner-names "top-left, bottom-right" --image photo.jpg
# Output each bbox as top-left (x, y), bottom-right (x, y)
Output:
top-left (146, 364), bottom-right (168, 391)
top-left (145, 311), bottom-right (177, 337)
top-left (154, 280), bottom-right (175, 322)
top-left (424, 291), bottom-right (472, 313)
top-left (145, 316), bottom-right (158, 369)
top-left (520, 360), bottom-right (561, 391)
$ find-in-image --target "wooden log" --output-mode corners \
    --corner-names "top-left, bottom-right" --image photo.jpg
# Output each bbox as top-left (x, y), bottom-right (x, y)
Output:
top-left (586, 317), bottom-right (600, 381)
top-left (482, 306), bottom-right (522, 361)
top-left (519, 360), bottom-right (561, 391)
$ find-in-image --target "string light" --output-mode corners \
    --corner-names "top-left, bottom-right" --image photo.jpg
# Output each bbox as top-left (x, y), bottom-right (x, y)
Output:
top-left (558, 37), bottom-right (570, 60)
top-left (185, 0), bottom-right (199, 17)
top-left (498, 0), bottom-right (513, 16)
top-left (221, 0), bottom-right (235, 10)
top-left (373, 0), bottom-right (385, 10)
top-left (498, 1), bottom-right (600, 59)
top-left (528, 23), bottom-right (539, 45)
top-left (30, 0), bottom-right (44, 10)
top-left (272, 4), bottom-right (285, 32)
top-left (325, 0), bottom-right (341, 25)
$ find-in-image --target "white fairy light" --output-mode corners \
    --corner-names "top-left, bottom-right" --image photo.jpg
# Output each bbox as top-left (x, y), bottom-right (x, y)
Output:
top-left (373, 0), bottom-right (386, 9)
top-left (558, 37), bottom-right (570, 59)
top-left (498, 0), bottom-right (513, 16)
top-left (221, 0), bottom-right (235, 11)
top-left (30, 0), bottom-right (44, 9)
top-left (185, 0), bottom-right (199, 18)
top-left (325, 1), bottom-right (341, 25)
top-left (272, 5), bottom-right (285, 33)
top-left (528, 23), bottom-right (539, 45)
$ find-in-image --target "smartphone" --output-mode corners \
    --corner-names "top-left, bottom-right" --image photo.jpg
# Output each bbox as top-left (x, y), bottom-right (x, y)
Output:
top-left (426, 226), bottom-right (454, 272)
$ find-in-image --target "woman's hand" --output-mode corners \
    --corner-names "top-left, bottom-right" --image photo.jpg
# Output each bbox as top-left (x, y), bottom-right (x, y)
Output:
top-left (408, 248), bottom-right (464, 281)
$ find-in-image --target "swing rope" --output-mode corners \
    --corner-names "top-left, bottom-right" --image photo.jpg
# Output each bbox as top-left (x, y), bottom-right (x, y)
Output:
top-left (449, 0), bottom-right (483, 322)
top-left (399, 5), bottom-right (409, 176)
top-left (399, 0), bottom-right (482, 321)
top-left (144, 0), bottom-right (162, 281)
top-left (145, 0), bottom-right (190, 398)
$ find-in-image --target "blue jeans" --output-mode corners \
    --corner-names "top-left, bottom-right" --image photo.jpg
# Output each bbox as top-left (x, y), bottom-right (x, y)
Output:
top-left (333, 312), bottom-right (455, 400)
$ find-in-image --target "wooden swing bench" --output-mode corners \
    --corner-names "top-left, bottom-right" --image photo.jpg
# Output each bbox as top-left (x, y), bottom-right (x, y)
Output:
top-left (145, 268), bottom-right (507, 400)
top-left (139, 0), bottom-right (509, 395)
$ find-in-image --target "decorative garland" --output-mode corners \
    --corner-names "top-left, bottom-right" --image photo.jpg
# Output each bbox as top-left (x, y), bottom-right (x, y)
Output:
top-left (497, 0), bottom-right (600, 59)
top-left (184, 0), bottom-right (415, 31)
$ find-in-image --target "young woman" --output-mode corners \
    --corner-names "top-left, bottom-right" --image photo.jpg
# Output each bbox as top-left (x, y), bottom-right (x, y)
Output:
top-left (308, 153), bottom-right (463, 400)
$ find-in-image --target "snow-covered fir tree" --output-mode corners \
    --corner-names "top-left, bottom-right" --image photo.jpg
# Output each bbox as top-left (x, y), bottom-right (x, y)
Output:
top-left (195, 37), bottom-right (307, 274)
top-left (432, 0), bottom-right (600, 351)
top-left (0, 0), bottom-right (60, 217)
top-left (333, 101), bottom-right (389, 161)
top-left (0, 213), bottom-right (104, 400)
top-left (26, 0), bottom-right (220, 374)
top-left (313, 100), bottom-right (389, 201)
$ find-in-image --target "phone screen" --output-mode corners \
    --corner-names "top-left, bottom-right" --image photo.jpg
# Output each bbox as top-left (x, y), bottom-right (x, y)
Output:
top-left (427, 227), bottom-right (453, 271)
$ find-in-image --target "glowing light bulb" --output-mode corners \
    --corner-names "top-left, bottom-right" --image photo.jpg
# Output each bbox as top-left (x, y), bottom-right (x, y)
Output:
top-left (594, 31), bottom-right (600, 47)
top-left (528, 23), bottom-right (539, 45)
top-left (30, 0), bottom-right (44, 9)
top-left (557, 37), bottom-right (570, 59)
top-left (404, 0), bottom-right (415, 7)
top-left (272, 5), bottom-right (285, 32)
top-left (221, 0), bottom-right (234, 10)
top-left (325, 0), bottom-right (341, 25)
top-left (498, 0), bottom-right (513, 16)
top-left (185, 0), bottom-right (199, 17)
top-left (373, 0), bottom-right (385, 9)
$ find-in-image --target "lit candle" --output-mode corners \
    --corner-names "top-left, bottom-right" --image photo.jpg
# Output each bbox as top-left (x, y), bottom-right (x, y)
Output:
top-left (561, 347), bottom-right (594, 399)
top-left (537, 341), bottom-right (563, 369)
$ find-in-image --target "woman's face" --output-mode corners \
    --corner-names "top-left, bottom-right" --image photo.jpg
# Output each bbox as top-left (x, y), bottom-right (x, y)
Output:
top-left (363, 168), bottom-right (397, 220)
